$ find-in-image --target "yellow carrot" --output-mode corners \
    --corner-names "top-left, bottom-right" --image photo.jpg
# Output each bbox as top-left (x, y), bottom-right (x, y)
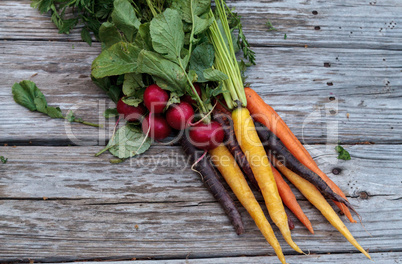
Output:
top-left (271, 155), bottom-right (371, 259)
top-left (232, 107), bottom-right (303, 254)
top-left (210, 144), bottom-right (287, 264)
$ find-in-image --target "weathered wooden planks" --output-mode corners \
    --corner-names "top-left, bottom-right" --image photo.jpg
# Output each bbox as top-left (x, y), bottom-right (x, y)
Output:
top-left (47, 252), bottom-right (402, 264)
top-left (0, 0), bottom-right (401, 50)
top-left (0, 145), bottom-right (401, 262)
top-left (1, 0), bottom-right (401, 263)
top-left (1, 41), bottom-right (401, 145)
top-left (1, 145), bottom-right (401, 200)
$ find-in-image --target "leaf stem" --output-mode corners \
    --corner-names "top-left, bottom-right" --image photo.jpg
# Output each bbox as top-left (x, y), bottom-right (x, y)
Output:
top-left (146, 0), bottom-right (158, 17)
top-left (95, 116), bottom-right (121, 157)
top-left (75, 119), bottom-right (102, 127)
top-left (95, 144), bottom-right (115, 157)
top-left (178, 60), bottom-right (210, 123)
top-left (187, 0), bottom-right (196, 61)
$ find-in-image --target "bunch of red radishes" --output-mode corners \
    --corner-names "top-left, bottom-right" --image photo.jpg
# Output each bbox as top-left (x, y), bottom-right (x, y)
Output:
top-left (116, 84), bottom-right (224, 150)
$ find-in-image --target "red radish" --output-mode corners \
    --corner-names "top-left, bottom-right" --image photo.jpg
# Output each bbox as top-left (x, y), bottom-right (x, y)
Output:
top-left (189, 121), bottom-right (225, 150)
top-left (166, 102), bottom-right (194, 130)
top-left (142, 114), bottom-right (171, 140)
top-left (181, 83), bottom-right (201, 105)
top-left (143, 84), bottom-right (169, 114)
top-left (116, 98), bottom-right (146, 122)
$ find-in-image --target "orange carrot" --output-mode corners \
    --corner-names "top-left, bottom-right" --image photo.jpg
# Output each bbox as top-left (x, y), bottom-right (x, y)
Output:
top-left (245, 87), bottom-right (356, 223)
top-left (271, 164), bottom-right (314, 234)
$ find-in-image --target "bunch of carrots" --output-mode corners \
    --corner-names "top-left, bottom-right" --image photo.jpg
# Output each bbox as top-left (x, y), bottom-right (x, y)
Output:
top-left (174, 1), bottom-right (371, 264)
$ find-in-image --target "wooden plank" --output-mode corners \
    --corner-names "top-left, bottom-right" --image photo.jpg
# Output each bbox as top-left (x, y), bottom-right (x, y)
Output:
top-left (0, 0), bottom-right (401, 50)
top-left (232, 0), bottom-right (402, 50)
top-left (1, 196), bottom-right (400, 262)
top-left (0, 41), bottom-right (112, 146)
top-left (1, 145), bottom-right (401, 200)
top-left (1, 41), bottom-right (401, 145)
top-left (0, 145), bottom-right (401, 261)
top-left (46, 252), bottom-right (402, 264)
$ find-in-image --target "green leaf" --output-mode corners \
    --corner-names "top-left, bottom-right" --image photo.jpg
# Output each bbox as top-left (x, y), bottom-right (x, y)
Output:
top-left (123, 73), bottom-right (144, 97)
top-left (171, 0), bottom-right (211, 23)
top-left (58, 18), bottom-right (79, 34)
top-left (134, 23), bottom-right (153, 51)
top-left (91, 76), bottom-right (111, 93)
top-left (150, 8), bottom-right (184, 62)
top-left (137, 50), bottom-right (187, 94)
top-left (165, 92), bottom-right (181, 111)
top-left (335, 145), bottom-right (351, 160)
top-left (47, 106), bottom-right (64, 118)
top-left (66, 111), bottom-right (75, 122)
top-left (0, 156), bottom-right (8, 164)
top-left (104, 125), bottom-right (152, 159)
top-left (12, 80), bottom-right (66, 119)
top-left (99, 22), bottom-right (122, 49)
top-left (266, 19), bottom-right (277, 31)
top-left (91, 42), bottom-right (141, 79)
top-left (122, 97), bottom-right (142, 107)
top-left (12, 80), bottom-right (44, 111)
top-left (33, 96), bottom-right (47, 113)
top-left (107, 85), bottom-right (121, 103)
top-left (187, 70), bottom-right (198, 83)
top-left (193, 15), bottom-right (214, 35)
top-left (203, 68), bottom-right (228, 82)
top-left (211, 82), bottom-right (228, 97)
top-left (81, 28), bottom-right (92, 46)
top-left (189, 42), bottom-right (214, 82)
top-left (104, 108), bottom-right (119, 118)
top-left (91, 76), bottom-right (121, 103)
top-left (111, 0), bottom-right (140, 42)
top-left (12, 80), bottom-right (100, 127)
top-left (31, 0), bottom-right (52, 13)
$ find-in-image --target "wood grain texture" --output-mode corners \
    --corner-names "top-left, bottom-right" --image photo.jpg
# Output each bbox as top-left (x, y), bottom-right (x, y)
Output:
top-left (47, 252), bottom-right (402, 264)
top-left (1, 145), bottom-right (401, 200)
top-left (1, 0), bottom-right (401, 263)
top-left (0, 145), bottom-right (401, 262)
top-left (0, 0), bottom-right (401, 50)
top-left (1, 41), bottom-right (400, 145)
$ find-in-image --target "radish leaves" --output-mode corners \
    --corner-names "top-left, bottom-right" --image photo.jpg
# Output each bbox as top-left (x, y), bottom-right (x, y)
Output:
top-left (12, 80), bottom-right (100, 127)
top-left (92, 42), bottom-right (141, 79)
top-left (97, 125), bottom-right (151, 159)
top-left (12, 80), bottom-right (64, 119)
